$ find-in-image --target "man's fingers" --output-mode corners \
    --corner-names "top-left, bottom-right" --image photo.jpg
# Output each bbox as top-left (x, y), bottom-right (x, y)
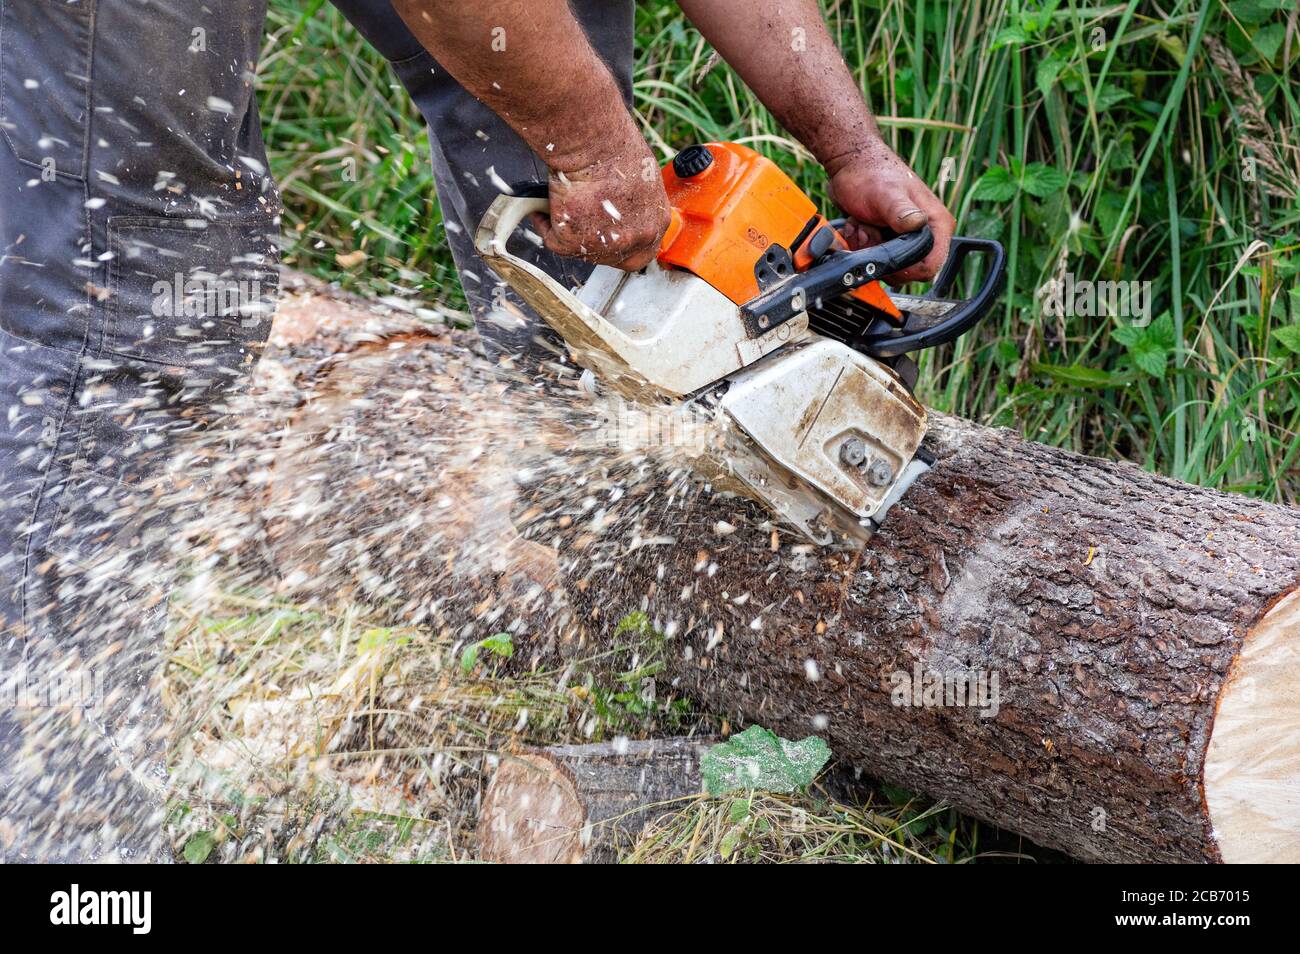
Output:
top-left (611, 246), bottom-right (659, 271)
top-left (541, 223), bottom-right (658, 269)
top-left (539, 202), bottom-right (668, 271)
top-left (888, 196), bottom-right (954, 284)
top-left (841, 219), bottom-right (882, 249)
top-left (531, 212), bottom-right (562, 255)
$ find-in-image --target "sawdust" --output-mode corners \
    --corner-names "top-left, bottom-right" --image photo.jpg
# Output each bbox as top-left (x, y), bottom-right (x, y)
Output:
top-left (11, 283), bottom-right (763, 861)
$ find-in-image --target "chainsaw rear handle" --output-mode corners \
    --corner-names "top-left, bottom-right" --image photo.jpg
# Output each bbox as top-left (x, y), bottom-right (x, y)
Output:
top-left (474, 193), bottom-right (550, 259)
top-left (739, 226), bottom-right (935, 333)
top-left (858, 235), bottom-right (1006, 358)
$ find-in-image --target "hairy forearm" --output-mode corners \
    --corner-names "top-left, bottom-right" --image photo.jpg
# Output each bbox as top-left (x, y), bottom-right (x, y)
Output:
top-left (392, 0), bottom-right (640, 172)
top-left (676, 0), bottom-right (879, 173)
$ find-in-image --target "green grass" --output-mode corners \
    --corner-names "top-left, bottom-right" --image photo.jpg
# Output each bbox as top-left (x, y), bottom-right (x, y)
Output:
top-left (164, 589), bottom-right (711, 862)
top-left (624, 787), bottom-right (1030, 864)
top-left (259, 0), bottom-right (1299, 500)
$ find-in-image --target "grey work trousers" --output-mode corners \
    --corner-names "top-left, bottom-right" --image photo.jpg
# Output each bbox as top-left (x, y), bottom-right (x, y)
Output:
top-left (0, 0), bottom-right (633, 860)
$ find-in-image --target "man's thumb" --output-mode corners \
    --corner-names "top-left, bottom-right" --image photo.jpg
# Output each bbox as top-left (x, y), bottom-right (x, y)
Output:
top-left (890, 201), bottom-right (928, 234)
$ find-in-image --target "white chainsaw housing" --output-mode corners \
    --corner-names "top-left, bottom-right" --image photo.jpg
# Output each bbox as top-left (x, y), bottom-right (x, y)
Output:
top-left (475, 194), bottom-right (930, 545)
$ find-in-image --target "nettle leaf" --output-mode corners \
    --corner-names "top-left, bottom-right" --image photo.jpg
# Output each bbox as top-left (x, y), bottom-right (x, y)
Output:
top-left (1091, 85), bottom-right (1132, 112)
top-left (1273, 324), bottom-right (1300, 355)
top-left (964, 207), bottom-right (1004, 242)
top-left (1095, 191), bottom-right (1129, 238)
top-left (1147, 313), bottom-right (1177, 351)
top-left (459, 632), bottom-right (514, 674)
top-left (700, 725), bottom-right (830, 796)
top-left (1020, 163), bottom-right (1069, 198)
top-left (991, 25), bottom-right (1028, 49)
top-left (481, 632), bottom-right (514, 658)
top-left (1036, 54), bottom-right (1068, 98)
top-left (1112, 323), bottom-right (1142, 348)
top-left (972, 166), bottom-right (1017, 202)
top-left (1116, 313), bottom-right (1176, 378)
top-left (1131, 340), bottom-right (1170, 378)
top-left (183, 830), bottom-right (216, 865)
top-left (719, 825), bottom-right (745, 860)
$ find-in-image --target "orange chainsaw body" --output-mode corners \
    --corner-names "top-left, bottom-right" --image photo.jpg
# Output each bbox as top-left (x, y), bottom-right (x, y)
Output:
top-left (656, 141), bottom-right (899, 319)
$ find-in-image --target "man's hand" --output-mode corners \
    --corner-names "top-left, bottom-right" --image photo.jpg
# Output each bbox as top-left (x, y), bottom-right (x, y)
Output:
top-left (532, 133), bottom-right (672, 271)
top-left (826, 140), bottom-right (955, 284)
top-left (394, 1), bottom-right (669, 273)
top-left (677, 0), bottom-right (956, 283)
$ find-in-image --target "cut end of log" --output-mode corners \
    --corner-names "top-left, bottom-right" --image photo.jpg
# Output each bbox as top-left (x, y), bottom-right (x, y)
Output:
top-left (1204, 586), bottom-right (1300, 863)
top-left (477, 739), bottom-right (709, 863)
top-left (478, 754), bottom-right (588, 864)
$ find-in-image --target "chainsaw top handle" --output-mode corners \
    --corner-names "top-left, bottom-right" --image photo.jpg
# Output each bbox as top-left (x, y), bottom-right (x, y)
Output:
top-left (858, 235), bottom-right (1007, 358)
top-left (739, 226), bottom-right (934, 334)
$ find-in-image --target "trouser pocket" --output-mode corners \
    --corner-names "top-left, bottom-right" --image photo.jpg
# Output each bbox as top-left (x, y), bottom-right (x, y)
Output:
top-left (0, 0), bottom-right (93, 180)
top-left (27, 211), bottom-right (280, 645)
top-left (104, 214), bottom-right (280, 369)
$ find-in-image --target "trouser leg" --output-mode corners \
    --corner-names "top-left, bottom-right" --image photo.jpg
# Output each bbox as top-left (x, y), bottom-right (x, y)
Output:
top-left (0, 0), bottom-right (280, 861)
top-left (327, 0), bottom-right (636, 363)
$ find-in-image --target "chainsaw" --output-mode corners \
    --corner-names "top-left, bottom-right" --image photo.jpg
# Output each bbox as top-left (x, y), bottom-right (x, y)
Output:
top-left (475, 142), bottom-right (1004, 546)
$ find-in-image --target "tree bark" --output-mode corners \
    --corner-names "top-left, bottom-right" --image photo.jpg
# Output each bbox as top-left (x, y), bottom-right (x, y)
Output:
top-left (589, 414), bottom-right (1300, 864)
top-left (478, 738), bottom-right (712, 863)
top-left (258, 291), bottom-right (1300, 863)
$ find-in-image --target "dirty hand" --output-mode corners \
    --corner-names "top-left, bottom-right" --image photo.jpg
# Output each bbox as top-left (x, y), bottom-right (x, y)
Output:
top-left (826, 139), bottom-right (955, 284)
top-left (532, 131), bottom-right (672, 272)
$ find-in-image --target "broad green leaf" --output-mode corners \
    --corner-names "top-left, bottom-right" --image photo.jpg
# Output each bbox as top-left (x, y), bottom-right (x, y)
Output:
top-left (1095, 192), bottom-right (1128, 239)
top-left (963, 207), bottom-right (1004, 241)
top-left (700, 725), bottom-right (830, 796)
top-left (614, 610), bottom-right (653, 637)
top-left (481, 632), bottom-right (514, 659)
top-left (1131, 339), bottom-right (1171, 378)
top-left (1117, 314), bottom-right (1175, 378)
top-left (1091, 86), bottom-right (1132, 112)
top-left (1036, 54), bottom-right (1068, 98)
top-left (972, 166), bottom-right (1017, 202)
top-left (1251, 24), bottom-right (1285, 61)
top-left (183, 830), bottom-right (216, 865)
top-left (728, 797), bottom-right (751, 823)
top-left (991, 25), bottom-right (1028, 49)
top-left (1033, 363), bottom-right (1132, 389)
top-left (719, 825), bottom-right (744, 860)
top-left (1112, 323), bottom-right (1142, 347)
top-left (461, 632), bottom-right (514, 673)
top-left (1146, 313), bottom-right (1177, 351)
top-left (1273, 324), bottom-right (1300, 355)
top-left (1021, 163), bottom-right (1069, 198)
top-left (1229, 0), bottom-right (1286, 25)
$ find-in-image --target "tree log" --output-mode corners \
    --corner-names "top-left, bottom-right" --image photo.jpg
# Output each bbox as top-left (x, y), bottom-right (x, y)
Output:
top-left (478, 738), bottom-right (711, 863)
top-left (602, 415), bottom-right (1300, 864)
top-left (249, 294), bottom-right (1300, 863)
